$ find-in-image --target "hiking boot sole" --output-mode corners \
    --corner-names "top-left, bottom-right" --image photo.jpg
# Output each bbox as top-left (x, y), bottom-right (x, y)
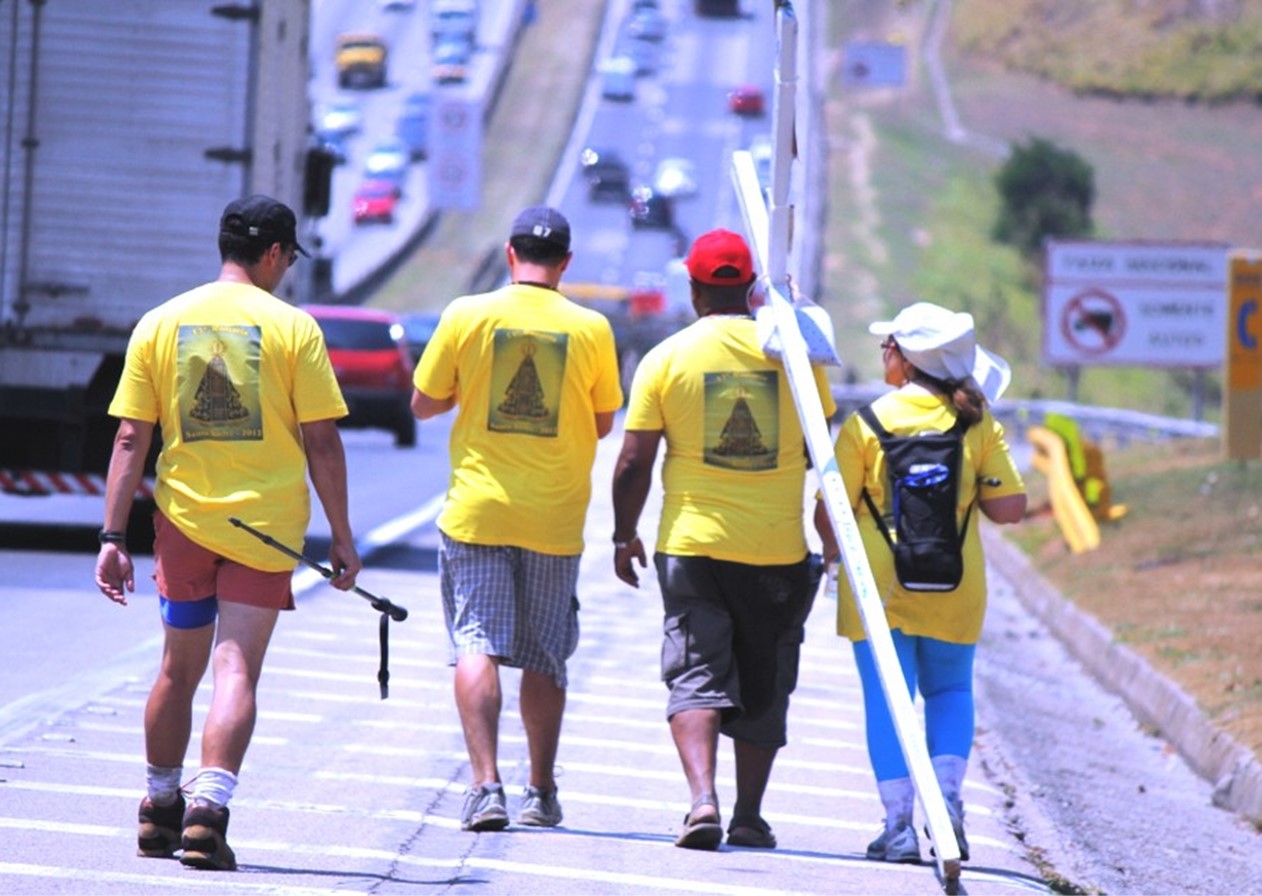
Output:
top-left (180, 825), bottom-right (237, 871)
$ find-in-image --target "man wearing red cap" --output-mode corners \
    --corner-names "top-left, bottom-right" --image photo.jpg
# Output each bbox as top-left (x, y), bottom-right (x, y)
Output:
top-left (611, 228), bottom-right (836, 850)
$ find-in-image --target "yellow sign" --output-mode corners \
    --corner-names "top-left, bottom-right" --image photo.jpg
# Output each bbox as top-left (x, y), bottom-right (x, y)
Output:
top-left (1228, 255), bottom-right (1262, 389)
top-left (1224, 251), bottom-right (1262, 459)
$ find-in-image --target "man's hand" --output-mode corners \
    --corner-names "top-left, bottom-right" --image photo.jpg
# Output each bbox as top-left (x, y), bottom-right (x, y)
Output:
top-left (326, 535), bottom-right (363, 591)
top-left (813, 499), bottom-right (841, 565)
top-left (613, 536), bottom-right (646, 588)
top-left (95, 543), bottom-right (134, 606)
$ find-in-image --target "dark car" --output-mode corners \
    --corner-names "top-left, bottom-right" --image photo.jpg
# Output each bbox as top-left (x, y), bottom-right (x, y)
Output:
top-left (629, 185), bottom-right (675, 229)
top-left (304, 305), bottom-right (416, 447)
top-left (395, 91), bottom-right (431, 160)
top-left (580, 146), bottom-right (631, 202)
top-left (400, 310), bottom-right (443, 363)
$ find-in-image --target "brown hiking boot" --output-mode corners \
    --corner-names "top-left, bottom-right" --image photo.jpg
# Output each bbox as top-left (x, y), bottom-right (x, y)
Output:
top-left (179, 801), bottom-right (237, 871)
top-left (137, 794), bottom-right (185, 858)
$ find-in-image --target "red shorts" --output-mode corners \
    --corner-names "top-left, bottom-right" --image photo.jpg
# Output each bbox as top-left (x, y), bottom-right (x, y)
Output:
top-left (153, 511), bottom-right (295, 610)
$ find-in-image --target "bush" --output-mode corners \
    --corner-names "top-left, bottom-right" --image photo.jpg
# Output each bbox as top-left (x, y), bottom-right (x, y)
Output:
top-left (992, 137), bottom-right (1095, 260)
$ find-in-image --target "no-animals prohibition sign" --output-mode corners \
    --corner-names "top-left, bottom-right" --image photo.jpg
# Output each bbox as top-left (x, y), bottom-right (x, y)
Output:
top-left (1061, 288), bottom-right (1126, 356)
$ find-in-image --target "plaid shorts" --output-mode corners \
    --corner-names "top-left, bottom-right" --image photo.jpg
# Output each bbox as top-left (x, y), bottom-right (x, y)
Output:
top-left (439, 533), bottom-right (581, 688)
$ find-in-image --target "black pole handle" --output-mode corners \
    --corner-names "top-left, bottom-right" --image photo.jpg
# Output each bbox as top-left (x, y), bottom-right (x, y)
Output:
top-left (228, 517), bottom-right (409, 621)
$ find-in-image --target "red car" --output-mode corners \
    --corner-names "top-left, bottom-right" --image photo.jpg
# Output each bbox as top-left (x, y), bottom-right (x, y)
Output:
top-left (727, 84), bottom-right (765, 117)
top-left (303, 304), bottom-right (416, 446)
top-left (352, 178), bottom-right (400, 225)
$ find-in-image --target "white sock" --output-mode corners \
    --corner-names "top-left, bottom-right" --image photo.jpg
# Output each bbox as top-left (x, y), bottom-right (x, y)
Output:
top-left (187, 767), bottom-right (238, 807)
top-left (146, 764), bottom-right (183, 806)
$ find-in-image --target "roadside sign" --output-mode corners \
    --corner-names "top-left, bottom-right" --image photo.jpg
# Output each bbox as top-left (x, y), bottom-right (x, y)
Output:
top-left (840, 40), bottom-right (906, 89)
top-left (1224, 250), bottom-right (1262, 459)
top-left (1044, 241), bottom-right (1229, 367)
top-left (428, 90), bottom-right (482, 210)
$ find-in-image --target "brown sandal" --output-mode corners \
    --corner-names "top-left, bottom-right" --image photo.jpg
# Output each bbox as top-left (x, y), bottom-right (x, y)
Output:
top-left (727, 814), bottom-right (777, 849)
top-left (675, 793), bottom-right (722, 850)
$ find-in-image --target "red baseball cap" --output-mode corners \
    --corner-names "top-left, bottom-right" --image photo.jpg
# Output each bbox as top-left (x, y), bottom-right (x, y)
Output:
top-left (686, 229), bottom-right (755, 286)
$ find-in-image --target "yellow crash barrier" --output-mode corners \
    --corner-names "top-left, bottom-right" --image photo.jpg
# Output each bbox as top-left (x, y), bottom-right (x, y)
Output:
top-left (1028, 421), bottom-right (1128, 554)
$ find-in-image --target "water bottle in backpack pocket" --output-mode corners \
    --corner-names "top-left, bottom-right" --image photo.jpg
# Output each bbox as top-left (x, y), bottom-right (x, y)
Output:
top-left (858, 405), bottom-right (973, 592)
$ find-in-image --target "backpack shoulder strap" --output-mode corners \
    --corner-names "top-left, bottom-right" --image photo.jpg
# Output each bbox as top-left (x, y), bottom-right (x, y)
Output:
top-left (946, 411), bottom-right (975, 546)
top-left (856, 404), bottom-right (895, 547)
top-left (857, 403), bottom-right (892, 442)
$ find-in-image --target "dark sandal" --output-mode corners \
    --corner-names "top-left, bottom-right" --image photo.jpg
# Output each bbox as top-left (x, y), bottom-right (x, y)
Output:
top-left (727, 814), bottom-right (777, 849)
top-left (675, 793), bottom-right (722, 850)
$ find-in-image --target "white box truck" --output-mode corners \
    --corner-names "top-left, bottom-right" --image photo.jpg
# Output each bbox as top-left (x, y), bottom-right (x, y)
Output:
top-left (0, 1), bottom-right (313, 535)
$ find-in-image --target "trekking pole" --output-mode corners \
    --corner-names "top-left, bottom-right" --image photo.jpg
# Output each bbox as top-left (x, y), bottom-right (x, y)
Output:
top-left (728, 3), bottom-right (962, 892)
top-left (228, 517), bottom-right (408, 699)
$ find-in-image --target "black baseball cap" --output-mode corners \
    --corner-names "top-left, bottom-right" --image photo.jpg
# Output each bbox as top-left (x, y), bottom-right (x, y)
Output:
top-left (510, 205), bottom-right (571, 253)
top-left (219, 194), bottom-right (310, 257)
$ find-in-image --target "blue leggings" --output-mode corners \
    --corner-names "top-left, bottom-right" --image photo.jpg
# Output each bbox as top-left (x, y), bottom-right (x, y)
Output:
top-left (852, 630), bottom-right (975, 781)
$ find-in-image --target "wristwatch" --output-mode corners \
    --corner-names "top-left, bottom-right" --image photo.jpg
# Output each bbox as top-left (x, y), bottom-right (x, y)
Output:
top-left (98, 529), bottom-right (127, 546)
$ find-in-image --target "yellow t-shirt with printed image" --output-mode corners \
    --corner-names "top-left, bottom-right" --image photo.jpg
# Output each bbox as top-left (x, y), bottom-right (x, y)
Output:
top-left (414, 283), bottom-right (624, 555)
top-left (109, 281), bottom-right (347, 572)
top-left (624, 315), bottom-right (837, 565)
top-left (832, 389), bottom-right (1026, 644)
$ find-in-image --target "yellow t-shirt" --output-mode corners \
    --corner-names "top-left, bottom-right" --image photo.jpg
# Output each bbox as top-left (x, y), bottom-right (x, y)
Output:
top-left (624, 315), bottom-right (838, 565)
top-left (109, 281), bottom-right (347, 572)
top-left (832, 389), bottom-right (1026, 644)
top-left (414, 283), bottom-right (624, 554)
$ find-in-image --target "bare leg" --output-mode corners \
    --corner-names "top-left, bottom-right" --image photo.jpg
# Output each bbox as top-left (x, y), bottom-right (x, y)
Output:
top-left (732, 739), bottom-right (777, 819)
top-left (199, 602), bottom-right (279, 774)
top-left (669, 708), bottom-right (721, 814)
top-left (520, 669), bottom-right (565, 790)
top-left (454, 654), bottom-right (503, 785)
top-left (145, 623), bottom-right (215, 767)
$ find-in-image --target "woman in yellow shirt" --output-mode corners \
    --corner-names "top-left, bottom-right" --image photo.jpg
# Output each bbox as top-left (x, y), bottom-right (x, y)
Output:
top-left (815, 302), bottom-right (1026, 865)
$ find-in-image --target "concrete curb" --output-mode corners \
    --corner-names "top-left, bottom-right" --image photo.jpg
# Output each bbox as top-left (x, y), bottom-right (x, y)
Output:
top-left (982, 527), bottom-right (1262, 826)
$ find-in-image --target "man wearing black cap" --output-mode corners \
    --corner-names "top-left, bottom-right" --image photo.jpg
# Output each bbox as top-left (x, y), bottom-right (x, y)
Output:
top-left (412, 205), bottom-right (623, 832)
top-left (95, 194), bottom-right (361, 871)
top-left (611, 228), bottom-right (836, 851)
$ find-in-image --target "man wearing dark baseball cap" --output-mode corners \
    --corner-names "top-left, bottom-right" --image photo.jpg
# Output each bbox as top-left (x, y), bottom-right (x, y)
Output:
top-left (219, 194), bottom-right (310, 260)
top-left (612, 227), bottom-right (836, 851)
top-left (509, 204), bottom-right (572, 256)
top-left (96, 192), bottom-right (359, 870)
top-left (411, 204), bottom-right (622, 833)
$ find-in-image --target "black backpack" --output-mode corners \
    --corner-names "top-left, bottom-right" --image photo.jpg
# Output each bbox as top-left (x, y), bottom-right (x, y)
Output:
top-left (858, 404), bottom-right (973, 592)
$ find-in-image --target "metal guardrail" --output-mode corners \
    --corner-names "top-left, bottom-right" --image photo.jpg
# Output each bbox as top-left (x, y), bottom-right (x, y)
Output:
top-left (831, 384), bottom-right (1220, 442)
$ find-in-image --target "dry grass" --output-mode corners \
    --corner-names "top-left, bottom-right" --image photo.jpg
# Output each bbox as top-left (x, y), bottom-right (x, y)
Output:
top-left (1012, 437), bottom-right (1262, 758)
top-left (952, 0), bottom-right (1262, 102)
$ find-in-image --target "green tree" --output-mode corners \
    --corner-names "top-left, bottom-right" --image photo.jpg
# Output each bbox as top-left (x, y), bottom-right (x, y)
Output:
top-left (992, 137), bottom-right (1095, 259)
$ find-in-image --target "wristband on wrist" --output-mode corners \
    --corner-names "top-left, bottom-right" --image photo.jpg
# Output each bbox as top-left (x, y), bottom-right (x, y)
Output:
top-left (613, 534), bottom-right (639, 550)
top-left (98, 529), bottom-right (127, 546)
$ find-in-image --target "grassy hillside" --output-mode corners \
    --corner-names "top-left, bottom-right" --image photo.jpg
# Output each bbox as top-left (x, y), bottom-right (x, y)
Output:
top-left (820, 0), bottom-right (1262, 417)
top-left (819, 0), bottom-right (1262, 776)
top-left (952, 0), bottom-right (1262, 103)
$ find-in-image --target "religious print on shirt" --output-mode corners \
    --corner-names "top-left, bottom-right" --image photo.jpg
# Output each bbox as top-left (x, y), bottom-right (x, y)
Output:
top-left (178, 324), bottom-right (263, 442)
top-left (488, 328), bottom-right (567, 437)
top-left (704, 369), bottom-right (780, 471)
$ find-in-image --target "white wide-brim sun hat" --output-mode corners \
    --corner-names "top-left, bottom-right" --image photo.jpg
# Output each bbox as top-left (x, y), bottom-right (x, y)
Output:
top-left (869, 301), bottom-right (1012, 403)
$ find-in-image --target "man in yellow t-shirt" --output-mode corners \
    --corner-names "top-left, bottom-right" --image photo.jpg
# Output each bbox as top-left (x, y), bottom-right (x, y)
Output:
top-left (94, 195), bottom-right (362, 872)
top-left (611, 229), bottom-right (837, 851)
top-left (412, 206), bottom-right (623, 832)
